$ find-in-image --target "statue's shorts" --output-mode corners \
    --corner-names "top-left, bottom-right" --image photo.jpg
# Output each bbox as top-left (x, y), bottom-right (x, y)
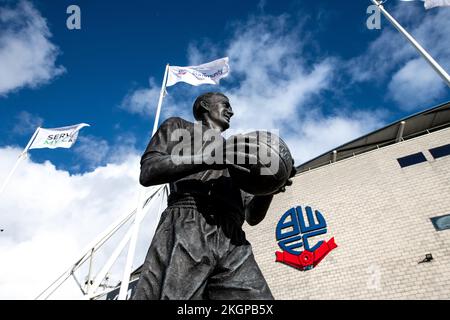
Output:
top-left (132, 196), bottom-right (274, 300)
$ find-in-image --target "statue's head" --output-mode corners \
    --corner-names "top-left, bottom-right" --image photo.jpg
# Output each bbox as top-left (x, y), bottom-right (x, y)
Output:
top-left (193, 92), bottom-right (233, 132)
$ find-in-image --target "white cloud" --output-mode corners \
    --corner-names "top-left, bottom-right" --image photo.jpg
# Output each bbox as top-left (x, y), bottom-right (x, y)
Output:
top-left (257, 0), bottom-right (267, 12)
top-left (388, 58), bottom-right (447, 108)
top-left (119, 79), bottom-right (193, 123)
top-left (286, 112), bottom-right (384, 163)
top-left (120, 14), bottom-right (387, 166)
top-left (74, 135), bottom-right (111, 169)
top-left (109, 133), bottom-right (140, 163)
top-left (12, 111), bottom-right (44, 135)
top-left (0, 0), bottom-right (65, 96)
top-left (187, 41), bottom-right (221, 66)
top-left (119, 79), bottom-right (162, 116)
top-left (347, 4), bottom-right (450, 110)
top-left (189, 14), bottom-right (385, 165)
top-left (0, 147), bottom-right (162, 299)
top-left (73, 133), bottom-right (140, 170)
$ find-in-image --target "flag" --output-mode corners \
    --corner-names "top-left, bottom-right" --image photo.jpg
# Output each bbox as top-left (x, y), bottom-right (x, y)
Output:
top-left (166, 57), bottom-right (230, 87)
top-left (29, 123), bottom-right (90, 150)
top-left (400, 0), bottom-right (450, 9)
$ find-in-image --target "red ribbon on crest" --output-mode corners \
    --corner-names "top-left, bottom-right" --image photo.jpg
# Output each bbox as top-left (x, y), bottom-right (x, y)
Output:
top-left (275, 237), bottom-right (337, 270)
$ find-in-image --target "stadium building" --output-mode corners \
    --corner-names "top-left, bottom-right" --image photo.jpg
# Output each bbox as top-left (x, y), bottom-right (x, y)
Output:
top-left (245, 101), bottom-right (450, 299)
top-left (72, 101), bottom-right (450, 301)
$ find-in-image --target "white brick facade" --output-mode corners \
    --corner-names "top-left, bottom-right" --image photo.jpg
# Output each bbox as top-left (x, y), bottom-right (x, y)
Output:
top-left (244, 127), bottom-right (450, 300)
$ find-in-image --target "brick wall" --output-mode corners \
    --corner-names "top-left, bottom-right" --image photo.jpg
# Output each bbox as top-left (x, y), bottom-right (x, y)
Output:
top-left (244, 127), bottom-right (450, 299)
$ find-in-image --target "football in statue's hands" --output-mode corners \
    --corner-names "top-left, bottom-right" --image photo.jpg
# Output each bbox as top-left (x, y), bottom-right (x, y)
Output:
top-left (227, 131), bottom-right (293, 195)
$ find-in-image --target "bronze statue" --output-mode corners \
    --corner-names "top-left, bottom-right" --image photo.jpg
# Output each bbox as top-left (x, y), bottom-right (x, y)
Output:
top-left (132, 92), bottom-right (295, 300)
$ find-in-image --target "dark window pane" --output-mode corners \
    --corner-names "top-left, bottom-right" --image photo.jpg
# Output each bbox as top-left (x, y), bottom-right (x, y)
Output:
top-left (431, 214), bottom-right (450, 231)
top-left (397, 152), bottom-right (427, 168)
top-left (429, 144), bottom-right (450, 159)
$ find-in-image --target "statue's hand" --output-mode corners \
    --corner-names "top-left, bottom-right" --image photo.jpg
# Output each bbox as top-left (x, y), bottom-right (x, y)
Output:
top-left (272, 159), bottom-right (297, 194)
top-left (201, 135), bottom-right (257, 171)
top-left (223, 134), bottom-right (259, 172)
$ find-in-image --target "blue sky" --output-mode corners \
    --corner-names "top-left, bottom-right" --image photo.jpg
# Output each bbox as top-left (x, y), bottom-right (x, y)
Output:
top-left (1, 0), bottom-right (449, 173)
top-left (1, 0), bottom-right (450, 299)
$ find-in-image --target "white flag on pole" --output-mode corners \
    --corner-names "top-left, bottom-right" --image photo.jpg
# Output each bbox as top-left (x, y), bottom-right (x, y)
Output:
top-left (400, 0), bottom-right (450, 9)
top-left (424, 0), bottom-right (450, 9)
top-left (166, 57), bottom-right (230, 87)
top-left (29, 123), bottom-right (90, 150)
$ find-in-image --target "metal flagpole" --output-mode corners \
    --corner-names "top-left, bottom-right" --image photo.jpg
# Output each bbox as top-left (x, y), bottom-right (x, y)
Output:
top-left (153, 64), bottom-right (170, 136)
top-left (118, 64), bottom-right (170, 300)
top-left (0, 127), bottom-right (40, 197)
top-left (371, 0), bottom-right (450, 87)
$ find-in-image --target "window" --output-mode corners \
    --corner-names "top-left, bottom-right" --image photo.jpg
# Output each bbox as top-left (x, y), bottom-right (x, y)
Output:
top-left (397, 152), bottom-right (427, 168)
top-left (431, 214), bottom-right (450, 231)
top-left (429, 144), bottom-right (450, 159)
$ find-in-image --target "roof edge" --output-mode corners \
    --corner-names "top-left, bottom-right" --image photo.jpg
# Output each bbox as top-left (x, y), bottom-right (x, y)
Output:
top-left (296, 100), bottom-right (450, 173)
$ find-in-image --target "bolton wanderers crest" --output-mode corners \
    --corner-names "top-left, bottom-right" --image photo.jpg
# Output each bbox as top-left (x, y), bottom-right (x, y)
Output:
top-left (275, 206), bottom-right (337, 271)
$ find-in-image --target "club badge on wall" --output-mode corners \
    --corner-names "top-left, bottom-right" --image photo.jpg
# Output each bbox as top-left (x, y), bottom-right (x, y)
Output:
top-left (275, 206), bottom-right (337, 271)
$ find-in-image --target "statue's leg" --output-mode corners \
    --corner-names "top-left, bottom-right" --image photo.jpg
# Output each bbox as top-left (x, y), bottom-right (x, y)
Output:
top-left (132, 207), bottom-right (174, 300)
top-left (133, 206), bottom-right (218, 300)
top-left (205, 243), bottom-right (274, 300)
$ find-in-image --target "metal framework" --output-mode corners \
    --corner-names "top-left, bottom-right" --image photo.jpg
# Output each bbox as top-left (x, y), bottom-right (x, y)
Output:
top-left (35, 184), bottom-right (169, 300)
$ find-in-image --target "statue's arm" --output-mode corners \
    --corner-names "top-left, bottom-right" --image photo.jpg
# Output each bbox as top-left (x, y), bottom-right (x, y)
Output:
top-left (140, 154), bottom-right (211, 187)
top-left (139, 117), bottom-right (225, 187)
top-left (244, 161), bottom-right (297, 226)
top-left (245, 195), bottom-right (274, 226)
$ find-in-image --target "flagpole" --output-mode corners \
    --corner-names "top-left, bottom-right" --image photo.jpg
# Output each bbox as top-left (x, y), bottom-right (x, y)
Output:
top-left (152, 63), bottom-right (170, 135)
top-left (371, 0), bottom-right (450, 87)
top-left (118, 64), bottom-right (170, 300)
top-left (0, 127), bottom-right (40, 197)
